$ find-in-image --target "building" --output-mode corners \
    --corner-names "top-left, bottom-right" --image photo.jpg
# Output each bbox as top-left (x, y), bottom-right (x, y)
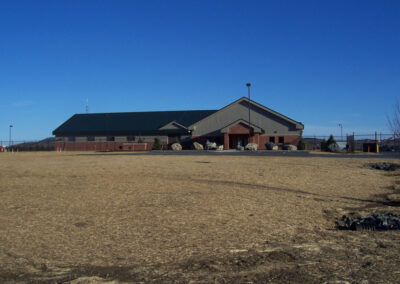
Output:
top-left (53, 97), bottom-right (304, 151)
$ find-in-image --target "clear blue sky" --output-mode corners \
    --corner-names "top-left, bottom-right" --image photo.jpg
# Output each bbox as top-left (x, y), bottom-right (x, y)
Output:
top-left (1, 0), bottom-right (399, 142)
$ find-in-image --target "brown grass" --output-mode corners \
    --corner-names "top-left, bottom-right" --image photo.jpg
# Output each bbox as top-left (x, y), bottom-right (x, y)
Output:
top-left (0, 152), bottom-right (399, 283)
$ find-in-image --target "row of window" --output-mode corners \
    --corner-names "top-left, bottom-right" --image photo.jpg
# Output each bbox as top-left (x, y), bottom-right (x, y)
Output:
top-left (269, 137), bottom-right (285, 144)
top-left (60, 136), bottom-right (285, 143)
top-left (63, 136), bottom-right (137, 142)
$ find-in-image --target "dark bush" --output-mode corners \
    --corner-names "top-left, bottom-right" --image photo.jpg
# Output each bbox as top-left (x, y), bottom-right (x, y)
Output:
top-left (321, 139), bottom-right (327, 151)
top-left (265, 142), bottom-right (275, 150)
top-left (297, 138), bottom-right (306, 150)
top-left (326, 134), bottom-right (336, 147)
top-left (153, 137), bottom-right (162, 150)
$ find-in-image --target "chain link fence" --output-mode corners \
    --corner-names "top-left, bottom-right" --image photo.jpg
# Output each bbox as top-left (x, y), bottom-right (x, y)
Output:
top-left (1, 133), bottom-right (399, 152)
top-left (0, 139), bottom-right (55, 151)
top-left (303, 133), bottom-right (399, 152)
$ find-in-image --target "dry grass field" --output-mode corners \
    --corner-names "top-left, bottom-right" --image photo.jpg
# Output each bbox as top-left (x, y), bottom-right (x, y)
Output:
top-left (0, 152), bottom-right (399, 283)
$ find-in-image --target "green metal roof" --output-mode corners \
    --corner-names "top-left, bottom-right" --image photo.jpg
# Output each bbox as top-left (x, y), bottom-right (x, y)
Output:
top-left (52, 110), bottom-right (217, 136)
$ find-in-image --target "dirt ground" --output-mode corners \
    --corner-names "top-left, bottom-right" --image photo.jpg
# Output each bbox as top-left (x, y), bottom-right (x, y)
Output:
top-left (0, 152), bottom-right (399, 283)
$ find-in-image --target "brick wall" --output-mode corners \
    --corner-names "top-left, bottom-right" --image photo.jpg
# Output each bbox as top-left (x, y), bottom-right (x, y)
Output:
top-left (55, 135), bottom-right (300, 151)
top-left (229, 123), bottom-right (251, 134)
top-left (54, 141), bottom-right (166, 151)
top-left (258, 135), bottom-right (300, 150)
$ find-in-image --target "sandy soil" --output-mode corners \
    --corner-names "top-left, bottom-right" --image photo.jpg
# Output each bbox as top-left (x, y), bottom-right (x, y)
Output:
top-left (0, 152), bottom-right (399, 283)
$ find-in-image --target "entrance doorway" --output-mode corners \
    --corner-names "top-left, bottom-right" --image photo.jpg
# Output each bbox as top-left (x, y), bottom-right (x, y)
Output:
top-left (168, 134), bottom-right (181, 144)
top-left (229, 134), bottom-right (248, 149)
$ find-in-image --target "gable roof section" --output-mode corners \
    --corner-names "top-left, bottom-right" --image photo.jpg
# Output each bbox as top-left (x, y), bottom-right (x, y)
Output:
top-left (158, 121), bottom-right (189, 131)
top-left (189, 97), bottom-right (304, 130)
top-left (53, 110), bottom-right (217, 136)
top-left (220, 119), bottom-right (264, 133)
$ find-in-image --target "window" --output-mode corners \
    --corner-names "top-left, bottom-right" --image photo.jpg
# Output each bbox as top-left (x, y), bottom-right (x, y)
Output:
top-left (107, 136), bottom-right (115, 141)
top-left (87, 136), bottom-right (95, 141)
top-left (68, 137), bottom-right (75, 142)
top-left (127, 136), bottom-right (135, 141)
top-left (269, 137), bottom-right (275, 143)
top-left (95, 137), bottom-right (107, 142)
top-left (278, 136), bottom-right (284, 144)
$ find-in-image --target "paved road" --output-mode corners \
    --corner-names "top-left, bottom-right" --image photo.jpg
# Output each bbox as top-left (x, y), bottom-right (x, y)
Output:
top-left (84, 150), bottom-right (400, 159)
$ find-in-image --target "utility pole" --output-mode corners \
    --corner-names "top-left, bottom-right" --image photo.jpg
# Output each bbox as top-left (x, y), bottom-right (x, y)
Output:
top-left (9, 125), bottom-right (13, 147)
top-left (246, 83), bottom-right (251, 139)
top-left (338, 123), bottom-right (343, 141)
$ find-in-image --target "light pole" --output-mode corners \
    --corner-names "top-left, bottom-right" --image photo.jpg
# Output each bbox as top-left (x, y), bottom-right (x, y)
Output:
top-left (9, 125), bottom-right (13, 147)
top-left (246, 83), bottom-right (251, 140)
top-left (338, 123), bottom-right (343, 141)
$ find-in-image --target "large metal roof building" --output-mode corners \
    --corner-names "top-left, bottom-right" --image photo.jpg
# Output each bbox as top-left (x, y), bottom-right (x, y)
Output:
top-left (53, 97), bottom-right (303, 151)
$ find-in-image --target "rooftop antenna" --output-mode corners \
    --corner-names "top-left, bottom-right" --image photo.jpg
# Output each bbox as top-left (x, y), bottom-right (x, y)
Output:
top-left (86, 99), bottom-right (89, 113)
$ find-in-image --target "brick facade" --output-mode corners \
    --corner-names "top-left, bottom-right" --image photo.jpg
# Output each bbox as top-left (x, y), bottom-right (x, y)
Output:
top-left (55, 134), bottom-right (300, 151)
top-left (257, 135), bottom-right (300, 150)
top-left (228, 123), bottom-right (251, 134)
top-left (54, 141), bottom-right (170, 151)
